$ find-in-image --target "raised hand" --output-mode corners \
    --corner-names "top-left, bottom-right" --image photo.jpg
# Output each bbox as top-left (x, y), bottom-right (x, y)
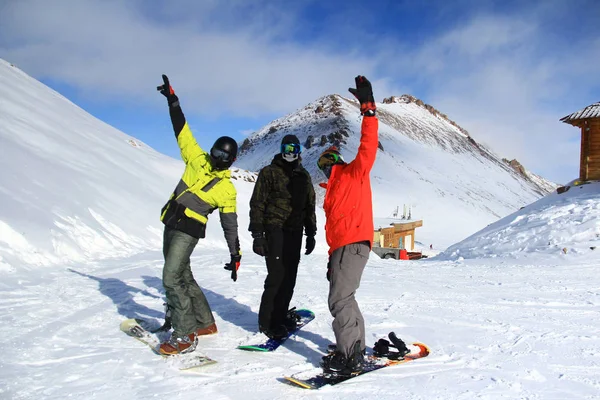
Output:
top-left (348, 75), bottom-right (376, 116)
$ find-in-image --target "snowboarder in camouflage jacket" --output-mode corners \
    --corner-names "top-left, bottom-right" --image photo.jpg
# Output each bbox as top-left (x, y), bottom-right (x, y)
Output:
top-left (249, 134), bottom-right (317, 339)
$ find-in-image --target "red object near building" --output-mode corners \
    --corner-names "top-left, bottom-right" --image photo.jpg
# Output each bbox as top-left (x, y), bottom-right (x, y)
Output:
top-left (399, 249), bottom-right (409, 260)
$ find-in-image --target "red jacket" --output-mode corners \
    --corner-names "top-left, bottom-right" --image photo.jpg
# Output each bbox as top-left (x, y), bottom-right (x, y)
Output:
top-left (322, 116), bottom-right (378, 255)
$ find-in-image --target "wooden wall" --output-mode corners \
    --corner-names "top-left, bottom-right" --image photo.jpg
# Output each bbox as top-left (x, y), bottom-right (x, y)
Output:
top-left (580, 120), bottom-right (600, 181)
top-left (380, 227), bottom-right (416, 250)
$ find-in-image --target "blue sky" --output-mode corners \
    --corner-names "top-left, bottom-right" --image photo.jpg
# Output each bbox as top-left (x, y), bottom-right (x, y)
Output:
top-left (1, 0), bottom-right (599, 183)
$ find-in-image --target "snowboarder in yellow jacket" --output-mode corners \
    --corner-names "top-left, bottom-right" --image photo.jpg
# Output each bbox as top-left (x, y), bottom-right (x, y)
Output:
top-left (156, 74), bottom-right (241, 355)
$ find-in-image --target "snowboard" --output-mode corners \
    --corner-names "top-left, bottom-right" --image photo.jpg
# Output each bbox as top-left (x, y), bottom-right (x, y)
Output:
top-left (120, 318), bottom-right (217, 371)
top-left (282, 342), bottom-right (430, 389)
top-left (237, 309), bottom-right (315, 352)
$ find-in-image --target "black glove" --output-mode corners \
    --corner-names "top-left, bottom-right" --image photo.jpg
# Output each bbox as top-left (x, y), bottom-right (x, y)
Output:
top-left (305, 236), bottom-right (316, 255)
top-left (252, 232), bottom-right (268, 257)
top-left (348, 75), bottom-right (376, 116)
top-left (326, 260), bottom-right (332, 282)
top-left (224, 252), bottom-right (241, 282)
top-left (157, 74), bottom-right (179, 107)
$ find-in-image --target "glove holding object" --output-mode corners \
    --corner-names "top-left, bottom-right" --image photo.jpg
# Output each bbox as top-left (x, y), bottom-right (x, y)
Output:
top-left (224, 252), bottom-right (242, 282)
top-left (348, 75), bottom-right (376, 116)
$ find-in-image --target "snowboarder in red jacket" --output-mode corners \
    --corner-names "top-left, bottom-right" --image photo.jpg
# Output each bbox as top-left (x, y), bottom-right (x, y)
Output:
top-left (318, 76), bottom-right (378, 377)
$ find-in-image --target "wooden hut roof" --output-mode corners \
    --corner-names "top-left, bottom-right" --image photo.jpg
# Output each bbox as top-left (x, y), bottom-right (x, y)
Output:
top-left (560, 102), bottom-right (600, 125)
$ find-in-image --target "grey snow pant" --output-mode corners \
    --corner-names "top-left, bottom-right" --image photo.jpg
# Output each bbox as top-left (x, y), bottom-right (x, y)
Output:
top-left (162, 226), bottom-right (215, 338)
top-left (328, 241), bottom-right (370, 358)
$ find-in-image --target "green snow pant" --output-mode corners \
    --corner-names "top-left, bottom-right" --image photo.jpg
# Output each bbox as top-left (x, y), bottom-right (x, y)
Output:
top-left (162, 226), bottom-right (215, 338)
top-left (328, 241), bottom-right (369, 358)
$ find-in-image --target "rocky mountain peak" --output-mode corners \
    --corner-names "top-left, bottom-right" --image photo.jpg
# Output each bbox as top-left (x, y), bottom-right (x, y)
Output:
top-left (383, 94), bottom-right (469, 136)
top-left (238, 94), bottom-right (355, 157)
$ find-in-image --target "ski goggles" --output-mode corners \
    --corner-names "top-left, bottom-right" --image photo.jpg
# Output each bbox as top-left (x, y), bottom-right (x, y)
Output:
top-left (317, 151), bottom-right (343, 170)
top-left (281, 143), bottom-right (302, 155)
top-left (210, 147), bottom-right (233, 162)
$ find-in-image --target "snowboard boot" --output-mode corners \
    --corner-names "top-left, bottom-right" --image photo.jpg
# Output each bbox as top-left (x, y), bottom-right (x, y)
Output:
top-left (320, 341), bottom-right (364, 378)
top-left (259, 323), bottom-right (288, 340)
top-left (196, 323), bottom-right (218, 337)
top-left (327, 343), bottom-right (365, 355)
top-left (158, 333), bottom-right (198, 355)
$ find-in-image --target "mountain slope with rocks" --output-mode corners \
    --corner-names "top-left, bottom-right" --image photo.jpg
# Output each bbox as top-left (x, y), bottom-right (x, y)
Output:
top-left (235, 93), bottom-right (556, 248)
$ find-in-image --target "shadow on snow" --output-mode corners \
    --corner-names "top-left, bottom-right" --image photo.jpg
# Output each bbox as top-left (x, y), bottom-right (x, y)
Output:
top-left (68, 268), bottom-right (164, 326)
top-left (71, 269), bottom-right (329, 365)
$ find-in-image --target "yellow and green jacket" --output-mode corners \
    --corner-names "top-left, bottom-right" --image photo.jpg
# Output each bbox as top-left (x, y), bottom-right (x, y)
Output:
top-left (160, 102), bottom-right (240, 255)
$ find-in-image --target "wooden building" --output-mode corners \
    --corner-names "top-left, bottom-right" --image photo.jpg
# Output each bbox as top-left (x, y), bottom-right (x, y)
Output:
top-left (375, 220), bottom-right (423, 251)
top-left (561, 102), bottom-right (600, 181)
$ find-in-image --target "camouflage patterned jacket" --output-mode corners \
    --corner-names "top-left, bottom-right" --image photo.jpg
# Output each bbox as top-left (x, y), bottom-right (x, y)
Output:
top-left (249, 154), bottom-right (317, 236)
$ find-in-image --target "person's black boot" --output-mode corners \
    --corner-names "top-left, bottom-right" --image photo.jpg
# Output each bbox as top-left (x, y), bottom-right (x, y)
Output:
top-left (259, 324), bottom-right (288, 340)
top-left (320, 350), bottom-right (347, 377)
top-left (345, 340), bottom-right (365, 373)
top-left (321, 341), bottom-right (364, 378)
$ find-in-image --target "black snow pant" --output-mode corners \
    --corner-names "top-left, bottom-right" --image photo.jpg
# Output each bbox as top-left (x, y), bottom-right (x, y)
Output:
top-left (258, 227), bottom-right (303, 329)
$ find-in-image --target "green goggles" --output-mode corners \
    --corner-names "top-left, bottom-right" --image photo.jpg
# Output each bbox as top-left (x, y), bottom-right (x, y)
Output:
top-left (317, 152), bottom-right (343, 170)
top-left (281, 143), bottom-right (302, 155)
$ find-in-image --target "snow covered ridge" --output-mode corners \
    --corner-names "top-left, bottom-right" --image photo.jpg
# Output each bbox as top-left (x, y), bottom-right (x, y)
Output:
top-left (438, 180), bottom-right (600, 260)
top-left (382, 94), bottom-right (470, 137)
top-left (235, 89), bottom-right (556, 249)
top-left (236, 91), bottom-right (555, 195)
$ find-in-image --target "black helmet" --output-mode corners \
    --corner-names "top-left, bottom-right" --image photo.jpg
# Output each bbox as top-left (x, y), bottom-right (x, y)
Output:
top-left (210, 136), bottom-right (238, 170)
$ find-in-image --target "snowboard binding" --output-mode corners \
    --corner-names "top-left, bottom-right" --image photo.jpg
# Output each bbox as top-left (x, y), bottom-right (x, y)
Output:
top-left (283, 307), bottom-right (302, 331)
top-left (372, 332), bottom-right (410, 360)
top-left (286, 307), bottom-right (302, 322)
top-left (151, 302), bottom-right (172, 333)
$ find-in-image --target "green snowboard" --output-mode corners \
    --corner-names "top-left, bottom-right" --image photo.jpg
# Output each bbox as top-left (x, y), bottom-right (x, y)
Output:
top-left (238, 309), bottom-right (315, 352)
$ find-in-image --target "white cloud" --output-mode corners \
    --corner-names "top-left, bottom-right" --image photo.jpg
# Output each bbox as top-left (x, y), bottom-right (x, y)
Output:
top-left (380, 10), bottom-right (600, 183)
top-left (0, 0), bottom-right (382, 116)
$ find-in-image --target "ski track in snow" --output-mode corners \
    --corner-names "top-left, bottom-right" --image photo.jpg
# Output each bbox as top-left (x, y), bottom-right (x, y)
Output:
top-left (1, 251), bottom-right (599, 399)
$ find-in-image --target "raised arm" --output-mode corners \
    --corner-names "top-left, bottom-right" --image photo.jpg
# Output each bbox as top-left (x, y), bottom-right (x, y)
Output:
top-left (157, 74), bottom-right (204, 164)
top-left (348, 75), bottom-right (379, 176)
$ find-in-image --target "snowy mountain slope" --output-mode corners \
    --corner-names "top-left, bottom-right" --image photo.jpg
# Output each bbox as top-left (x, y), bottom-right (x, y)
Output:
top-left (236, 94), bottom-right (556, 248)
top-left (0, 59), bottom-right (264, 272)
top-left (0, 59), bottom-right (180, 269)
top-left (439, 180), bottom-right (600, 259)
